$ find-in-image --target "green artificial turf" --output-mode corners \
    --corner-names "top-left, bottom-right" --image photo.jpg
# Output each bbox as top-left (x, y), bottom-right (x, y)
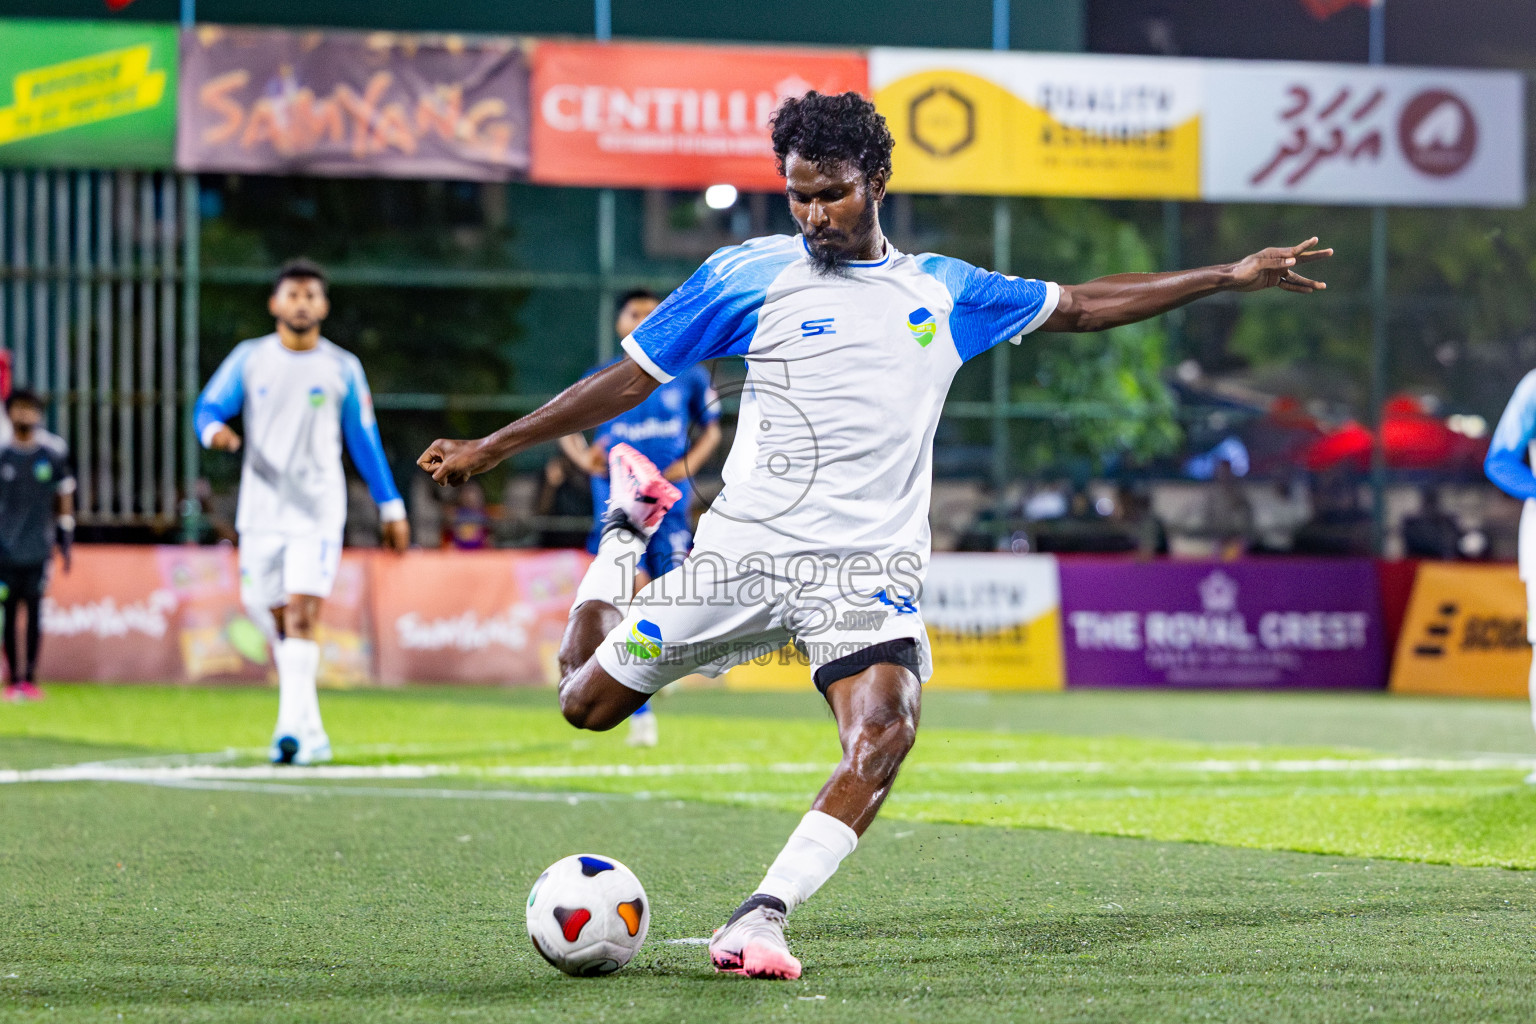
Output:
top-left (4, 685), bottom-right (1536, 1021)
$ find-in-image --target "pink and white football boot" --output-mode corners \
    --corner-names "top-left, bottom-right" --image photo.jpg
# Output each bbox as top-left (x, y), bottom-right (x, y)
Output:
top-left (604, 442), bottom-right (682, 539)
top-left (709, 897), bottom-right (803, 980)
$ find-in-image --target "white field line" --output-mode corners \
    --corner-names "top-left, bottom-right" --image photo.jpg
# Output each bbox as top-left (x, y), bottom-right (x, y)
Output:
top-left (2, 755), bottom-right (1532, 787)
top-left (148, 778), bottom-right (620, 802)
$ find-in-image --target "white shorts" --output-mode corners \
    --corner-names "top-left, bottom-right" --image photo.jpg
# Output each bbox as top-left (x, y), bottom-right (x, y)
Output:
top-left (594, 553), bottom-right (934, 696)
top-left (1521, 501), bottom-right (1536, 643)
top-left (238, 531), bottom-right (343, 611)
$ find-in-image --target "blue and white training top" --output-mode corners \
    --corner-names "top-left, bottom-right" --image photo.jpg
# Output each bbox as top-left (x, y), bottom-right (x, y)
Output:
top-left (194, 334), bottom-right (404, 537)
top-left (1487, 370), bottom-right (1536, 502)
top-left (622, 234), bottom-right (1058, 575)
top-left (589, 360), bottom-right (719, 487)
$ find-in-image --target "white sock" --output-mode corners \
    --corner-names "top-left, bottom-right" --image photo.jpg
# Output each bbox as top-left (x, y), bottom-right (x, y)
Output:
top-left (1528, 651), bottom-right (1536, 736)
top-left (274, 638), bottom-right (321, 742)
top-left (754, 810), bottom-right (859, 914)
top-left (573, 528), bottom-right (647, 610)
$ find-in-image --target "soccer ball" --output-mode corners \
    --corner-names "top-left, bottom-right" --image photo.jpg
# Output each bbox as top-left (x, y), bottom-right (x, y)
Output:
top-left (525, 854), bottom-right (650, 976)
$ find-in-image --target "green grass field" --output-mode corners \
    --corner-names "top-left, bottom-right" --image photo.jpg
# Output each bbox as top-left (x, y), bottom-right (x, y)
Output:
top-left (5, 684), bottom-right (1536, 1022)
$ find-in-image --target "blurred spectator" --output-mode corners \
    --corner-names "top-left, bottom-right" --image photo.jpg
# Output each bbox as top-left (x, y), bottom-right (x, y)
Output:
top-left (1199, 459), bottom-right (1253, 560)
top-left (536, 453), bottom-right (593, 548)
top-left (1293, 471), bottom-right (1373, 556)
top-left (1251, 476), bottom-right (1312, 555)
top-left (345, 478), bottom-right (380, 548)
top-left (1118, 485), bottom-right (1167, 560)
top-left (409, 474), bottom-right (444, 549)
top-left (1402, 488), bottom-right (1462, 560)
top-left (450, 481), bottom-right (491, 550)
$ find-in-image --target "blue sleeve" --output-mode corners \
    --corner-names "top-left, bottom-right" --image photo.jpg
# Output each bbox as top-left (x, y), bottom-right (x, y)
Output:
top-left (340, 356), bottom-right (405, 520)
top-left (623, 236), bottom-right (799, 382)
top-left (688, 367), bottom-right (720, 427)
top-left (194, 342), bottom-right (251, 447)
top-left (916, 253), bottom-right (1060, 362)
top-left (1486, 371), bottom-right (1536, 500)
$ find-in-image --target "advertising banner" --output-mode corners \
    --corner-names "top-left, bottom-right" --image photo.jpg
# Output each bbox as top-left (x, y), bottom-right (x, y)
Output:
top-left (725, 553), bottom-right (1065, 691)
top-left (1390, 563), bottom-right (1528, 699)
top-left (177, 25), bottom-right (531, 180)
top-left (37, 546), bottom-right (373, 685)
top-left (370, 548), bottom-right (588, 685)
top-left (1202, 62), bottom-right (1524, 206)
top-left (1059, 559), bottom-right (1385, 688)
top-left (0, 19), bottom-right (176, 168)
top-left (871, 48), bottom-right (1203, 199)
top-left (530, 40), bottom-right (867, 190)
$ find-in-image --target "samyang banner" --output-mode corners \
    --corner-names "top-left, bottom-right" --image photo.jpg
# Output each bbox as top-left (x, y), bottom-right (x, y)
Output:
top-left (177, 25), bottom-right (531, 180)
top-left (0, 19), bottom-right (176, 168)
top-left (1059, 559), bottom-right (1386, 689)
top-left (530, 40), bottom-right (867, 190)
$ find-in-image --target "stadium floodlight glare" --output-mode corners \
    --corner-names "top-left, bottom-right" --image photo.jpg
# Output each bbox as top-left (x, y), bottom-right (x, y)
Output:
top-left (704, 184), bottom-right (738, 210)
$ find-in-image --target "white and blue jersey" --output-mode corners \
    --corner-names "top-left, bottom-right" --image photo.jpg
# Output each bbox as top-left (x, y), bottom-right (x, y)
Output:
top-left (195, 334), bottom-right (404, 538)
top-left (586, 361), bottom-right (719, 578)
top-left (621, 234), bottom-right (1058, 579)
top-left (1486, 369), bottom-right (1536, 580)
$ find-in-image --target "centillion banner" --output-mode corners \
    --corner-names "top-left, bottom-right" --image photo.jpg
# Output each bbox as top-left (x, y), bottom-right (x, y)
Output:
top-left (871, 48), bottom-right (1202, 199)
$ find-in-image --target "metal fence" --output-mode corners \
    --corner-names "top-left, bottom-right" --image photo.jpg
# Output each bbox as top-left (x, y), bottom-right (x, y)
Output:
top-left (0, 169), bottom-right (193, 528)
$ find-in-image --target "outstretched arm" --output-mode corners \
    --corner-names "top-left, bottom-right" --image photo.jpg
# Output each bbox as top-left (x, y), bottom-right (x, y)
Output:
top-left (1041, 237), bottom-right (1332, 333)
top-left (418, 357), bottom-right (660, 487)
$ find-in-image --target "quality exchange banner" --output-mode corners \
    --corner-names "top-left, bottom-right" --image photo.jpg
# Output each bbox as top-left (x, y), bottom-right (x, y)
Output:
top-left (177, 25), bottom-right (531, 180)
top-left (1059, 559), bottom-right (1386, 688)
top-left (0, 19), bottom-right (176, 168)
top-left (724, 553), bottom-right (1065, 691)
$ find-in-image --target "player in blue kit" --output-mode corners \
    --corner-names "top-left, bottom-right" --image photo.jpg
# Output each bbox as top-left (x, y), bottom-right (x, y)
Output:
top-left (559, 289), bottom-right (722, 747)
top-left (1485, 372), bottom-right (1536, 773)
top-left (420, 92), bottom-right (1331, 978)
top-left (196, 260), bottom-right (410, 765)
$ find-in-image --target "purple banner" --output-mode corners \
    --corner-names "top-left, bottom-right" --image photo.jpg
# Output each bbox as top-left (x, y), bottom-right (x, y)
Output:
top-left (1060, 559), bottom-right (1385, 689)
top-left (178, 26), bottom-right (530, 181)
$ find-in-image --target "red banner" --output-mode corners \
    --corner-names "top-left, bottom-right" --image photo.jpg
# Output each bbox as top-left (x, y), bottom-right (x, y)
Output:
top-left (371, 549), bottom-right (588, 685)
top-left (529, 40), bottom-right (867, 190)
top-left (32, 545), bottom-right (585, 687)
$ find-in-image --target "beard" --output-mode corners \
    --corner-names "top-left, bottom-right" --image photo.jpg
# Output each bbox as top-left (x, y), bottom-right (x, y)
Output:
top-left (804, 199), bottom-right (878, 276)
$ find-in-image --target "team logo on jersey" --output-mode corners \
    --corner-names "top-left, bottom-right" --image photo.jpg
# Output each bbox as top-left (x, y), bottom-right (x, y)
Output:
top-left (626, 619), bottom-right (663, 660)
top-left (33, 459), bottom-right (52, 483)
top-left (308, 386), bottom-right (325, 408)
top-left (801, 317), bottom-right (836, 338)
top-left (907, 308), bottom-right (936, 348)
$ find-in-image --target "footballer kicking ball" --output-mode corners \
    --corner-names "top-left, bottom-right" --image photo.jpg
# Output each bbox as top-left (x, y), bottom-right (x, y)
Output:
top-left (525, 854), bottom-right (650, 976)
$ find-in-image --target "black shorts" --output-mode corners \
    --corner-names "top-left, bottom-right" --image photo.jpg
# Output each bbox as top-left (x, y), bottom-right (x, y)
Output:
top-left (0, 562), bottom-right (47, 604)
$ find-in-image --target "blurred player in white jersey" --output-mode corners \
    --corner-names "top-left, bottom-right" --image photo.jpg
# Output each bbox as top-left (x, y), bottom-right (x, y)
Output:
top-left (420, 92), bottom-right (1330, 978)
top-left (1485, 373), bottom-right (1536, 776)
top-left (196, 260), bottom-right (409, 764)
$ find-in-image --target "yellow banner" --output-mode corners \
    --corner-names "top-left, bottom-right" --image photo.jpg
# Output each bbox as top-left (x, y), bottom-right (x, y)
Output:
top-left (725, 554), bottom-right (1065, 692)
top-left (1390, 563), bottom-right (1529, 699)
top-left (0, 44), bottom-right (166, 147)
top-left (872, 49), bottom-right (1201, 200)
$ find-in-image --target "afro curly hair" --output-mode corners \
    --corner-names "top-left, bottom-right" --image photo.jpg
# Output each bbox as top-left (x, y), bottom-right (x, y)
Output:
top-left (770, 91), bottom-right (894, 183)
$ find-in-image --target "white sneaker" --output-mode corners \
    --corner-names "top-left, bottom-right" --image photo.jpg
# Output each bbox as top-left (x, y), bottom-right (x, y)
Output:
top-left (1524, 769), bottom-right (1536, 785)
top-left (627, 712), bottom-right (658, 748)
top-left (606, 443), bottom-right (681, 538)
top-left (709, 900), bottom-right (802, 980)
top-left (270, 734), bottom-right (332, 766)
